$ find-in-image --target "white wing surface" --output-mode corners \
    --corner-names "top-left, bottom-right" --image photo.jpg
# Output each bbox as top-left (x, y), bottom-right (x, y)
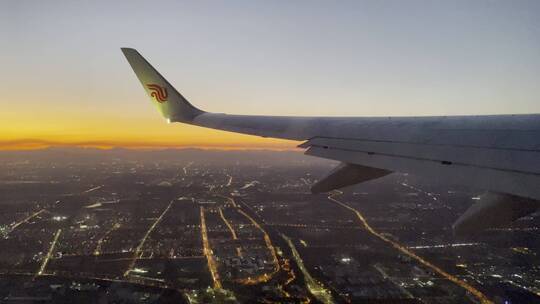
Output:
top-left (122, 48), bottom-right (540, 233)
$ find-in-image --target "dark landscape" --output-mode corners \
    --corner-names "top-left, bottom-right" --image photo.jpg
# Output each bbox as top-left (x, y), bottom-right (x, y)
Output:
top-left (0, 148), bottom-right (538, 303)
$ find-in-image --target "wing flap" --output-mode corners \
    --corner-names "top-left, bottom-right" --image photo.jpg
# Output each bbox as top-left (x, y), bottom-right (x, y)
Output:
top-left (301, 137), bottom-right (540, 175)
top-left (304, 144), bottom-right (540, 200)
top-left (453, 192), bottom-right (539, 236)
top-left (311, 163), bottom-right (391, 193)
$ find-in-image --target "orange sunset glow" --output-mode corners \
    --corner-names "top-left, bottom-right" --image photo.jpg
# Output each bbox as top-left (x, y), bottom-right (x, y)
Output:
top-left (0, 114), bottom-right (297, 150)
top-left (2, 1), bottom-right (538, 151)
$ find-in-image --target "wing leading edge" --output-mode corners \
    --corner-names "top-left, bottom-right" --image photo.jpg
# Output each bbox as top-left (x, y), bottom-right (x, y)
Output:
top-left (122, 48), bottom-right (540, 233)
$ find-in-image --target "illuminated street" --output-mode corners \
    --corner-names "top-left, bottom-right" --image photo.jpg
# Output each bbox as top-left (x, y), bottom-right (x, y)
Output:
top-left (200, 206), bottom-right (222, 289)
top-left (36, 229), bottom-right (62, 276)
top-left (93, 222), bottom-right (121, 256)
top-left (0, 150), bottom-right (538, 302)
top-left (10, 209), bottom-right (47, 232)
top-left (328, 192), bottom-right (494, 304)
top-left (282, 234), bottom-right (336, 304)
top-left (124, 200), bottom-right (175, 277)
top-left (218, 207), bottom-right (242, 257)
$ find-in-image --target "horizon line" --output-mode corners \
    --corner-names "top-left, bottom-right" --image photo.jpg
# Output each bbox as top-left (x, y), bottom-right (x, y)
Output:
top-left (0, 138), bottom-right (300, 152)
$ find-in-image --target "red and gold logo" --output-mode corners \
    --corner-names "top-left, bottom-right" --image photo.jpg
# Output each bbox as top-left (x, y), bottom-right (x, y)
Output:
top-left (146, 84), bottom-right (168, 103)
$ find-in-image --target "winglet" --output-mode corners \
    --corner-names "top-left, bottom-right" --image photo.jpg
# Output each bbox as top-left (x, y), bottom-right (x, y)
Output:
top-left (121, 48), bottom-right (204, 123)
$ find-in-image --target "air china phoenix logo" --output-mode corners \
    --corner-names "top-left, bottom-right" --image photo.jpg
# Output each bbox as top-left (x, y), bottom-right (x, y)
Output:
top-left (146, 84), bottom-right (168, 103)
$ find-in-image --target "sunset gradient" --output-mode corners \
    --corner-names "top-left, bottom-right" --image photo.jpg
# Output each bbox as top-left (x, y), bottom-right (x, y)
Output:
top-left (2, 1), bottom-right (539, 150)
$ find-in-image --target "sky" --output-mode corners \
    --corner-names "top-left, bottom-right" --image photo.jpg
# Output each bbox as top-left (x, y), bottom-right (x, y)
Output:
top-left (1, 0), bottom-right (539, 150)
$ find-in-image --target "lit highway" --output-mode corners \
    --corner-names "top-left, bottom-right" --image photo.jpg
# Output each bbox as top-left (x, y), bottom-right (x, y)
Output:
top-left (282, 234), bottom-right (335, 304)
top-left (225, 174), bottom-right (233, 187)
top-left (218, 207), bottom-right (243, 257)
top-left (328, 192), bottom-right (494, 304)
top-left (200, 206), bottom-right (222, 289)
top-left (1, 155), bottom-right (534, 302)
top-left (215, 194), bottom-right (280, 285)
top-left (36, 229), bottom-right (62, 276)
top-left (10, 209), bottom-right (47, 232)
top-left (266, 223), bottom-right (363, 229)
top-left (124, 200), bottom-right (175, 277)
top-left (218, 207), bottom-right (238, 240)
top-left (373, 264), bottom-right (415, 299)
top-left (237, 208), bottom-right (280, 278)
top-left (9, 200), bottom-right (60, 234)
top-left (93, 222), bottom-right (121, 256)
top-left (216, 181), bottom-right (282, 286)
top-left (83, 185), bottom-right (103, 193)
top-left (217, 194), bottom-right (238, 208)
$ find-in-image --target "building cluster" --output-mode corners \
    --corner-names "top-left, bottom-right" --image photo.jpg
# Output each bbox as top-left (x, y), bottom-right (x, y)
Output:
top-left (0, 153), bottom-right (538, 303)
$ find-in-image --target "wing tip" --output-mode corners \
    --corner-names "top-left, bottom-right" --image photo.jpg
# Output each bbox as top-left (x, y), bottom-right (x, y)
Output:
top-left (121, 47), bottom-right (206, 123)
top-left (120, 47), bottom-right (136, 52)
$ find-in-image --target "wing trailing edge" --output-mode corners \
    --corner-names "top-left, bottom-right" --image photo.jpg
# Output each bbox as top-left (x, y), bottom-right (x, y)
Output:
top-left (311, 163), bottom-right (391, 194)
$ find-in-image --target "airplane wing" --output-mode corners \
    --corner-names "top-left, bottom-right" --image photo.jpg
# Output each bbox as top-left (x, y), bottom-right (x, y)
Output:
top-left (122, 48), bottom-right (540, 233)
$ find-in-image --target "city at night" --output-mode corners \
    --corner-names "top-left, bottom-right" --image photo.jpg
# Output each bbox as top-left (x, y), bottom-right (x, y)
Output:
top-left (0, 149), bottom-right (538, 303)
top-left (2, 1), bottom-right (540, 303)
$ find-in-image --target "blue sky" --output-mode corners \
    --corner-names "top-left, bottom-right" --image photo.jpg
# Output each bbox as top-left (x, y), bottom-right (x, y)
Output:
top-left (1, 1), bottom-right (539, 149)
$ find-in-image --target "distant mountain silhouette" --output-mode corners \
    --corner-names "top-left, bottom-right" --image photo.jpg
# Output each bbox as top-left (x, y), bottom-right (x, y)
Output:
top-left (0, 147), bottom-right (334, 166)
